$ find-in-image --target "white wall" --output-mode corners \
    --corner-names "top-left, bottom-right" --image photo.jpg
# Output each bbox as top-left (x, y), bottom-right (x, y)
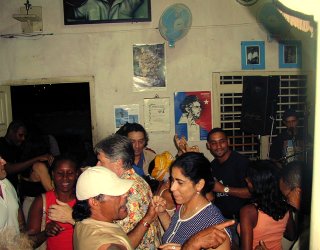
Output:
top-left (0, 0), bottom-right (315, 160)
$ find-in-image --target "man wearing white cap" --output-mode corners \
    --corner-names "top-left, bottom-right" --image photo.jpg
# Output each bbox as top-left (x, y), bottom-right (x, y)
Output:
top-left (73, 166), bottom-right (134, 250)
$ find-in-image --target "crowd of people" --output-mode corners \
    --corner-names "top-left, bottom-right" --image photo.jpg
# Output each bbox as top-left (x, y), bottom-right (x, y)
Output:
top-left (0, 108), bottom-right (311, 250)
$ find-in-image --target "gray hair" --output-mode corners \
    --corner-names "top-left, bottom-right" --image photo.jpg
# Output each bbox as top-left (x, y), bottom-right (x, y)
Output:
top-left (94, 134), bottom-right (134, 170)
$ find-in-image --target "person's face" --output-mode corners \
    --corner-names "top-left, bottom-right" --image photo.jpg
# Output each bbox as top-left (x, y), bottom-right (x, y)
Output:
top-left (99, 193), bottom-right (129, 221)
top-left (170, 166), bottom-right (200, 205)
top-left (96, 152), bottom-right (121, 175)
top-left (284, 116), bottom-right (298, 130)
top-left (279, 178), bottom-right (300, 210)
top-left (52, 160), bottom-right (77, 193)
top-left (187, 101), bottom-right (202, 120)
top-left (0, 158), bottom-right (7, 180)
top-left (128, 131), bottom-right (146, 157)
top-left (206, 132), bottom-right (230, 159)
top-left (11, 127), bottom-right (27, 146)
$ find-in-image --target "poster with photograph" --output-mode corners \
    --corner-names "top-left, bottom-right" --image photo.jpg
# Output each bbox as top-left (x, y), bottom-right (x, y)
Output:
top-left (174, 91), bottom-right (212, 141)
top-left (133, 43), bottom-right (166, 92)
top-left (144, 97), bottom-right (170, 132)
top-left (114, 104), bottom-right (139, 131)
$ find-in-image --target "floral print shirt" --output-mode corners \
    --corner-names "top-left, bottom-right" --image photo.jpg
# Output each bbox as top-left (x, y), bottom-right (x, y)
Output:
top-left (116, 168), bottom-right (161, 249)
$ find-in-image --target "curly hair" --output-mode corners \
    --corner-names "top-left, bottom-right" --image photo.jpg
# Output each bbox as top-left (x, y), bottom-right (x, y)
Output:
top-left (247, 160), bottom-right (289, 220)
top-left (170, 152), bottom-right (214, 195)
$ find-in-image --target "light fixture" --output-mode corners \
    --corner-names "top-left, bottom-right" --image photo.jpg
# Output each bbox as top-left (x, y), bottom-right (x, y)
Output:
top-left (12, 0), bottom-right (43, 33)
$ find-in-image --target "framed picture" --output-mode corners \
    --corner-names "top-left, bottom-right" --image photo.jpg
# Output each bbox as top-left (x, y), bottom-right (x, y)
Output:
top-left (241, 41), bottom-right (265, 70)
top-left (279, 40), bottom-right (302, 68)
top-left (63, 0), bottom-right (151, 25)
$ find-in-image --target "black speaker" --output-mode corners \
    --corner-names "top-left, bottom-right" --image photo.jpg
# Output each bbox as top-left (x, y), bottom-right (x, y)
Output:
top-left (241, 76), bottom-right (279, 135)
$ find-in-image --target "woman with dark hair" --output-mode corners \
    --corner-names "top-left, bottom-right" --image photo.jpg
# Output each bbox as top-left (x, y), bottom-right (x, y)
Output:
top-left (27, 156), bottom-right (79, 250)
top-left (153, 152), bottom-right (231, 249)
top-left (238, 160), bottom-right (294, 250)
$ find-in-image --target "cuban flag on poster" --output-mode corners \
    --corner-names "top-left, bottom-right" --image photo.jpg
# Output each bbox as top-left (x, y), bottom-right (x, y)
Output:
top-left (174, 91), bottom-right (212, 141)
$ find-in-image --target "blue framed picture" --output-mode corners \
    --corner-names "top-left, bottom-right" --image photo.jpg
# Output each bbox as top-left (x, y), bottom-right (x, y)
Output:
top-left (279, 40), bottom-right (302, 68)
top-left (241, 41), bottom-right (265, 70)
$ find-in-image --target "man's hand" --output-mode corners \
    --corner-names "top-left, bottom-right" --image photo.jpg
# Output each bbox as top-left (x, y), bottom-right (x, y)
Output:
top-left (48, 199), bottom-right (74, 225)
top-left (37, 154), bottom-right (54, 166)
top-left (182, 220), bottom-right (235, 250)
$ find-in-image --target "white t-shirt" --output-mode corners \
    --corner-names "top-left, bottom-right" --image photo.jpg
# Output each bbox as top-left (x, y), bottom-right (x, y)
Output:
top-left (0, 178), bottom-right (20, 235)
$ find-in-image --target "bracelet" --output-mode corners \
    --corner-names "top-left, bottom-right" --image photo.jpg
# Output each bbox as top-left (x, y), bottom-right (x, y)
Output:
top-left (141, 221), bottom-right (150, 228)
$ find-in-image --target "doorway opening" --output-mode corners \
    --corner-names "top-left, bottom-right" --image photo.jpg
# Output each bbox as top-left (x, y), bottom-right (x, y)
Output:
top-left (10, 82), bottom-right (96, 166)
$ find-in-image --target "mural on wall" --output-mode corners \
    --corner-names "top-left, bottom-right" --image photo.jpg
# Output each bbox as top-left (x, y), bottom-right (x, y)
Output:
top-left (114, 104), bottom-right (139, 131)
top-left (63, 0), bottom-right (151, 25)
top-left (133, 43), bottom-right (166, 92)
top-left (279, 40), bottom-right (302, 68)
top-left (241, 41), bottom-right (265, 70)
top-left (174, 91), bottom-right (212, 141)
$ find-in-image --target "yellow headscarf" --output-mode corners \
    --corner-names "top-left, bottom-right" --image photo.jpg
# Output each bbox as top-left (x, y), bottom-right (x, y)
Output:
top-left (151, 151), bottom-right (174, 181)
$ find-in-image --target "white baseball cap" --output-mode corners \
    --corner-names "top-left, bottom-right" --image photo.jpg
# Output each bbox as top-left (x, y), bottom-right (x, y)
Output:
top-left (76, 166), bottom-right (134, 201)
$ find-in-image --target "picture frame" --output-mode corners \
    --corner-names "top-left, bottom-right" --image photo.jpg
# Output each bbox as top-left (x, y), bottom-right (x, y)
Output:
top-left (241, 41), bottom-right (265, 70)
top-left (279, 40), bottom-right (302, 68)
top-left (63, 0), bottom-right (151, 25)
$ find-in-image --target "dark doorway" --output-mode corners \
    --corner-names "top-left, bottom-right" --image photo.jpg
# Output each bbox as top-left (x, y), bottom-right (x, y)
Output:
top-left (10, 82), bottom-right (96, 166)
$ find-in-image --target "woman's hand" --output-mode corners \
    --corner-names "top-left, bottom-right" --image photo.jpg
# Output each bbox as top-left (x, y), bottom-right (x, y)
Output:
top-left (152, 195), bottom-right (167, 214)
top-left (159, 243), bottom-right (182, 250)
top-left (44, 221), bottom-right (64, 237)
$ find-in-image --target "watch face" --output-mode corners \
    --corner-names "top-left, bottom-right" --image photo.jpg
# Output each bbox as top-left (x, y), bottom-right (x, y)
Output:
top-left (236, 0), bottom-right (259, 6)
top-left (224, 187), bottom-right (230, 193)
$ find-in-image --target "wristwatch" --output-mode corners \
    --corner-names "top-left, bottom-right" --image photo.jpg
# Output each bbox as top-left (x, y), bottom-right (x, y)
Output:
top-left (224, 187), bottom-right (230, 193)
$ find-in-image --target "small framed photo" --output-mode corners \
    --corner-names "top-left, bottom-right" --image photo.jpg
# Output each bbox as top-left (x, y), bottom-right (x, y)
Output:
top-left (279, 40), bottom-right (302, 68)
top-left (241, 41), bottom-right (265, 70)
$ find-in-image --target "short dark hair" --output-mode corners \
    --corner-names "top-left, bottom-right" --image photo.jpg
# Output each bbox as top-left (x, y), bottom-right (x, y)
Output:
top-left (6, 120), bottom-right (27, 135)
top-left (94, 134), bottom-right (134, 170)
top-left (206, 127), bottom-right (227, 142)
top-left (170, 152), bottom-right (214, 195)
top-left (282, 109), bottom-right (298, 121)
top-left (51, 155), bottom-right (79, 172)
top-left (180, 95), bottom-right (201, 113)
top-left (116, 122), bottom-right (149, 147)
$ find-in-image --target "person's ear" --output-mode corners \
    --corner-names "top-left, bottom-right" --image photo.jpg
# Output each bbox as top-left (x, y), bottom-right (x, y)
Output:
top-left (88, 197), bottom-right (103, 209)
top-left (196, 179), bottom-right (205, 193)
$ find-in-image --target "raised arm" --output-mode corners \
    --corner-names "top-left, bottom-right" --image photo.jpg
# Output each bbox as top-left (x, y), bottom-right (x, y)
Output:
top-left (33, 162), bottom-right (54, 191)
top-left (5, 154), bottom-right (54, 175)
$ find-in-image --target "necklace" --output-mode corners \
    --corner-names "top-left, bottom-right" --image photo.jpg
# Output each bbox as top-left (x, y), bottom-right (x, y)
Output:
top-left (180, 202), bottom-right (209, 219)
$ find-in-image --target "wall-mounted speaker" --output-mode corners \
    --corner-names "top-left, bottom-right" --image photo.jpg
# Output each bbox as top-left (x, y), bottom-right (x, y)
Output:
top-left (241, 76), bottom-right (279, 135)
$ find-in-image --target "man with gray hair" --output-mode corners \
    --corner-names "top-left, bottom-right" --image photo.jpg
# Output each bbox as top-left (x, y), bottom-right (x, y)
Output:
top-left (94, 134), bottom-right (161, 249)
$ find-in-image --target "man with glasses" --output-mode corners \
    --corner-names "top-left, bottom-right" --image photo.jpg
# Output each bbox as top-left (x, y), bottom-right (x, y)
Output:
top-left (206, 128), bottom-right (250, 249)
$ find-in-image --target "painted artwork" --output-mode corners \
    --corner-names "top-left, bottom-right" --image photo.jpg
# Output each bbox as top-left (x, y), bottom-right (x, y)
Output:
top-left (63, 0), bottom-right (151, 25)
top-left (174, 91), bottom-right (212, 141)
top-left (133, 43), bottom-right (166, 91)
